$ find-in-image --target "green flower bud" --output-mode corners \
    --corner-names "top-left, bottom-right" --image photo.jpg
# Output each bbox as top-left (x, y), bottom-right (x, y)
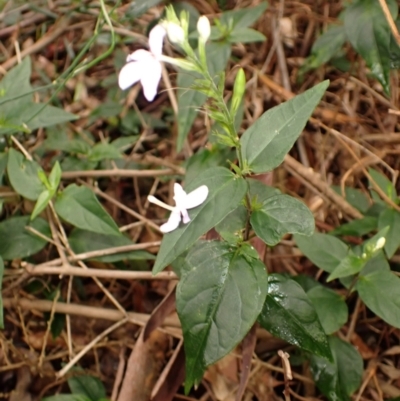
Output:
top-left (231, 68), bottom-right (246, 115)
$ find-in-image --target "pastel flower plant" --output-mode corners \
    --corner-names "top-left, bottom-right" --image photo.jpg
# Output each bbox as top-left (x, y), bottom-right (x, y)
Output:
top-left (148, 184), bottom-right (209, 233)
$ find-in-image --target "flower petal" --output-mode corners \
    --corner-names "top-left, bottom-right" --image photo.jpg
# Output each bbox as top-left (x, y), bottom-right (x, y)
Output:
top-left (118, 61), bottom-right (145, 90)
top-left (140, 59), bottom-right (162, 101)
top-left (149, 25), bottom-right (166, 57)
top-left (160, 209), bottom-right (181, 233)
top-left (184, 185), bottom-right (209, 209)
top-left (127, 49), bottom-right (153, 62)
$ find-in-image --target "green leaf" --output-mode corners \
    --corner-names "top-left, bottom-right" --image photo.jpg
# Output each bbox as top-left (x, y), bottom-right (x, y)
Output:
top-left (258, 274), bottom-right (331, 360)
top-left (215, 205), bottom-right (247, 243)
top-left (0, 257), bottom-right (3, 329)
top-left (228, 27), bottom-right (266, 43)
top-left (31, 189), bottom-right (52, 220)
top-left (251, 194), bottom-right (314, 246)
top-left (68, 229), bottom-right (155, 262)
top-left (7, 148), bottom-right (46, 200)
top-left (176, 241), bottom-right (268, 392)
top-left (42, 395), bottom-right (92, 401)
top-left (240, 80), bottom-right (329, 173)
top-left (301, 25), bottom-right (347, 74)
top-left (247, 178), bottom-right (280, 203)
top-left (177, 42), bottom-right (231, 151)
top-left (344, 0), bottom-right (398, 94)
top-left (294, 232), bottom-right (348, 273)
top-left (0, 152), bottom-right (8, 184)
top-left (54, 184), bottom-right (120, 236)
top-left (88, 142), bottom-right (123, 162)
top-left (327, 250), bottom-right (365, 282)
top-left (0, 58), bottom-right (77, 135)
top-left (68, 374), bottom-right (106, 401)
top-left (49, 161), bottom-right (62, 190)
top-left (368, 168), bottom-right (397, 202)
top-left (357, 268), bottom-right (400, 328)
top-left (219, 2), bottom-right (267, 30)
top-left (0, 216), bottom-right (50, 260)
top-left (330, 216), bottom-right (377, 237)
top-left (153, 167), bottom-right (247, 274)
top-left (378, 208), bottom-right (400, 258)
top-left (331, 185), bottom-right (370, 213)
top-left (307, 286), bottom-right (348, 334)
top-left (310, 336), bottom-right (363, 401)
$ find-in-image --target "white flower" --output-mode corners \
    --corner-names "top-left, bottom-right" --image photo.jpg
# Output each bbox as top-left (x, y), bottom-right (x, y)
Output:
top-left (148, 183), bottom-right (209, 233)
top-left (118, 24), bottom-right (166, 101)
top-left (197, 16), bottom-right (211, 42)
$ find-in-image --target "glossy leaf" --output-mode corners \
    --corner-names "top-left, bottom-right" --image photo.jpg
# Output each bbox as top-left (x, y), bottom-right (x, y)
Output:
top-left (240, 80), bottom-right (329, 173)
top-left (307, 286), bottom-right (348, 334)
top-left (310, 336), bottom-right (363, 401)
top-left (294, 232), bottom-right (348, 273)
top-left (68, 229), bottom-right (154, 262)
top-left (177, 42), bottom-right (231, 151)
top-left (7, 148), bottom-right (46, 200)
top-left (0, 216), bottom-right (50, 260)
top-left (176, 241), bottom-right (268, 392)
top-left (378, 208), bottom-right (400, 258)
top-left (54, 184), bottom-right (120, 236)
top-left (68, 374), bottom-right (106, 401)
top-left (0, 257), bottom-right (3, 329)
top-left (357, 268), bottom-right (400, 328)
top-left (344, 0), bottom-right (398, 94)
top-left (251, 194), bottom-right (314, 246)
top-left (153, 167), bottom-right (247, 274)
top-left (330, 216), bottom-right (377, 237)
top-left (258, 274), bottom-right (331, 360)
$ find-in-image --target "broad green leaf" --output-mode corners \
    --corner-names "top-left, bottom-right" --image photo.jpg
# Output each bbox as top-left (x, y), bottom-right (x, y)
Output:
top-left (330, 216), bottom-right (377, 236)
top-left (68, 229), bottom-right (155, 262)
top-left (0, 58), bottom-right (77, 136)
top-left (228, 28), bottom-right (266, 43)
top-left (307, 286), bottom-right (348, 334)
top-left (247, 178), bottom-right (280, 203)
top-left (344, 0), bottom-right (398, 94)
top-left (368, 168), bottom-right (397, 202)
top-left (251, 194), bottom-right (314, 246)
top-left (61, 157), bottom-right (97, 172)
top-left (68, 374), bottom-right (106, 401)
top-left (54, 184), bottom-right (120, 236)
top-left (215, 205), bottom-right (247, 243)
top-left (240, 80), bottom-right (329, 173)
top-left (294, 232), bottom-right (348, 273)
top-left (301, 25), bottom-right (347, 74)
top-left (177, 42), bottom-right (231, 151)
top-left (219, 2), bottom-right (267, 30)
top-left (0, 256), bottom-right (3, 329)
top-left (42, 395), bottom-right (91, 401)
top-left (185, 147), bottom-right (234, 183)
top-left (0, 216), bottom-right (50, 260)
top-left (45, 137), bottom-right (91, 154)
top-left (7, 148), bottom-right (46, 200)
top-left (153, 167), bottom-right (247, 274)
top-left (331, 185), bottom-right (370, 213)
top-left (127, 0), bottom-right (163, 18)
top-left (176, 241), bottom-right (268, 392)
top-left (111, 135), bottom-right (139, 152)
top-left (357, 268), bottom-right (400, 328)
top-left (378, 208), bottom-right (400, 258)
top-left (88, 142), bottom-right (123, 162)
top-left (258, 274), bottom-right (331, 360)
top-left (310, 336), bottom-right (363, 401)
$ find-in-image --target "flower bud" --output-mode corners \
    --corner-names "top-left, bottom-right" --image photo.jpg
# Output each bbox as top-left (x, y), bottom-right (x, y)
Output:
top-left (231, 68), bottom-right (246, 115)
top-left (165, 22), bottom-right (185, 45)
top-left (197, 16), bottom-right (211, 42)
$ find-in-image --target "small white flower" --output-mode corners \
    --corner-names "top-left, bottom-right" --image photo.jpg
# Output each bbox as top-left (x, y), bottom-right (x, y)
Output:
top-left (197, 16), bottom-right (211, 42)
top-left (118, 24), bottom-right (166, 101)
top-left (148, 183), bottom-right (209, 233)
